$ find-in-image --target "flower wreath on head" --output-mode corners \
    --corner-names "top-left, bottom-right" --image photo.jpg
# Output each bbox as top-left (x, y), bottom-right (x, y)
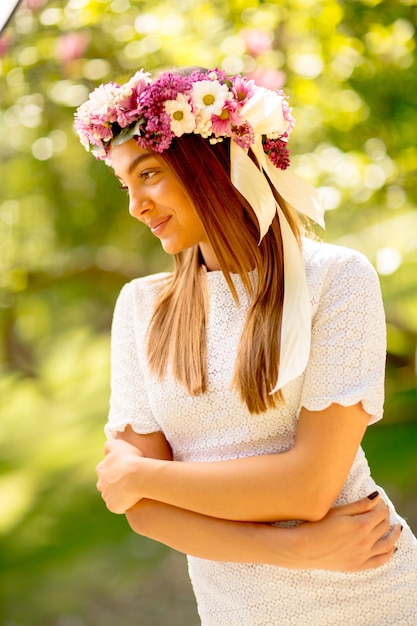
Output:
top-left (74, 68), bottom-right (294, 170)
top-left (74, 67), bottom-right (326, 394)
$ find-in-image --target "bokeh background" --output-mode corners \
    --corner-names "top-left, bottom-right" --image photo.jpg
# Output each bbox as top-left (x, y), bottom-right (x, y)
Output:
top-left (1, 0), bottom-right (416, 624)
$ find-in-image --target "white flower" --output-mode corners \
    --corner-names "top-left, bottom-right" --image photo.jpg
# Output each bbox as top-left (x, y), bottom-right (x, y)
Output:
top-left (118, 82), bottom-right (134, 99)
top-left (74, 100), bottom-right (92, 125)
top-left (123, 70), bottom-right (152, 97)
top-left (127, 69), bottom-right (152, 89)
top-left (87, 83), bottom-right (120, 117)
top-left (165, 93), bottom-right (196, 136)
top-left (240, 86), bottom-right (286, 136)
top-left (194, 113), bottom-right (213, 138)
top-left (191, 80), bottom-right (230, 118)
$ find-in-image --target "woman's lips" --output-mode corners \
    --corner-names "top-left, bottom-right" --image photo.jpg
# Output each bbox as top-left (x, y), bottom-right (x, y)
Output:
top-left (148, 216), bottom-right (170, 236)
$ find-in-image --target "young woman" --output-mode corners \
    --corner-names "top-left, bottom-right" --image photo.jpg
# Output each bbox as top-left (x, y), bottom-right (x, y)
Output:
top-left (75, 67), bottom-right (417, 624)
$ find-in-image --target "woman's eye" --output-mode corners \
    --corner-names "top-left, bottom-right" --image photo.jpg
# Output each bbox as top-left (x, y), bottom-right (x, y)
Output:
top-left (116, 167), bottom-right (159, 192)
top-left (140, 169), bottom-right (158, 181)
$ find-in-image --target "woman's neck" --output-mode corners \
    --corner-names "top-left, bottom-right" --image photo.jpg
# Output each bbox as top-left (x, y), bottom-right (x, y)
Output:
top-left (198, 242), bottom-right (221, 271)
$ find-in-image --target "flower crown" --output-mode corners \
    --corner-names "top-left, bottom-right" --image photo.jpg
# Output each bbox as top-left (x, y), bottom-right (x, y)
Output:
top-left (74, 68), bottom-right (294, 168)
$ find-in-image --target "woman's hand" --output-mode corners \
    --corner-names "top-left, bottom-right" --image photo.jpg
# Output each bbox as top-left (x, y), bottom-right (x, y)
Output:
top-left (288, 493), bottom-right (402, 571)
top-left (96, 439), bottom-right (145, 513)
top-left (124, 491), bottom-right (400, 571)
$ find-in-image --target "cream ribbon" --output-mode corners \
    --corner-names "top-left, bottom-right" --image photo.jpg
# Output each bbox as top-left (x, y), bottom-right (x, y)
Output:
top-left (230, 87), bottom-right (325, 392)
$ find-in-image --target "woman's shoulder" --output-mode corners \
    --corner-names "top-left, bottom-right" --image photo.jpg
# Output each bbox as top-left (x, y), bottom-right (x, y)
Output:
top-left (115, 271), bottom-right (172, 311)
top-left (301, 237), bottom-right (381, 305)
top-left (129, 271), bottom-right (172, 291)
top-left (302, 236), bottom-right (378, 278)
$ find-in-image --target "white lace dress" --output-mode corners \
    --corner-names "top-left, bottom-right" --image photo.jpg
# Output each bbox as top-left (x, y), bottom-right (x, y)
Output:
top-left (106, 238), bottom-right (417, 625)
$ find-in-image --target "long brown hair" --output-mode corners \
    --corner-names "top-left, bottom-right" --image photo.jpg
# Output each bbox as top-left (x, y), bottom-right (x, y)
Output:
top-left (146, 131), bottom-right (303, 413)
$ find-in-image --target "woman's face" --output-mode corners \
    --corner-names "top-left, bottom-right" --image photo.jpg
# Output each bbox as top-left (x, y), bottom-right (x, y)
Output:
top-left (110, 140), bottom-right (219, 268)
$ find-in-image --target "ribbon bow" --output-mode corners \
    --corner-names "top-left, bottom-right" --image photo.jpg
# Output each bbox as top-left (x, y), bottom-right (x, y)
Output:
top-left (230, 88), bottom-right (325, 392)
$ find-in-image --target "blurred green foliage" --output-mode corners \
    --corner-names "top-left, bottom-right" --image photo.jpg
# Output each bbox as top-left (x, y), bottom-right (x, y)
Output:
top-left (0, 0), bottom-right (416, 624)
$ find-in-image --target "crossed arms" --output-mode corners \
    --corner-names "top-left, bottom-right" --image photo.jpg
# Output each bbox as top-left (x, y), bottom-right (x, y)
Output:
top-left (96, 403), bottom-right (401, 570)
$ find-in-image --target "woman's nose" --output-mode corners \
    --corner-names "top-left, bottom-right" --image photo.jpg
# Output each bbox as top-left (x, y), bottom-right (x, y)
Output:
top-left (129, 195), bottom-right (154, 219)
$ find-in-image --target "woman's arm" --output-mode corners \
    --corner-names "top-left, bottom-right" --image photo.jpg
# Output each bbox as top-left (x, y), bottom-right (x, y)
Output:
top-left (126, 494), bottom-right (399, 571)
top-left (115, 426), bottom-right (173, 460)
top-left (106, 428), bottom-right (400, 572)
top-left (97, 402), bottom-right (370, 522)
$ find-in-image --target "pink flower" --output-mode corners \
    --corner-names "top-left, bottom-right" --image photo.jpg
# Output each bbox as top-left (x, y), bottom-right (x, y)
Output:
top-left (263, 136), bottom-right (291, 170)
top-left (230, 75), bottom-right (255, 104)
top-left (211, 99), bottom-right (243, 137)
top-left (232, 121), bottom-right (255, 150)
top-left (74, 117), bottom-right (112, 149)
top-left (91, 123), bottom-right (113, 144)
top-left (280, 96), bottom-right (295, 135)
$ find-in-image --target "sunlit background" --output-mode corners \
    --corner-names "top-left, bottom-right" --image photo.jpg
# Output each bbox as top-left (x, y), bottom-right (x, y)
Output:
top-left (1, 0), bottom-right (416, 624)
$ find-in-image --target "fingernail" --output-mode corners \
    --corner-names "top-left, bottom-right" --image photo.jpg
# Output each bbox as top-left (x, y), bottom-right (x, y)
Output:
top-left (367, 491), bottom-right (379, 500)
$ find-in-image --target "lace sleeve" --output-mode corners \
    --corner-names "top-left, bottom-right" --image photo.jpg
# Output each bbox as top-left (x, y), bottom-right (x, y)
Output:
top-left (300, 249), bottom-right (386, 424)
top-left (105, 282), bottom-right (161, 439)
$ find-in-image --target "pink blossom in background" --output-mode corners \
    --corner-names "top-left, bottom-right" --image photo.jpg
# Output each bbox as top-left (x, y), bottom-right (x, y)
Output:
top-left (56, 32), bottom-right (89, 65)
top-left (24, 0), bottom-right (48, 10)
top-left (249, 67), bottom-right (287, 90)
top-left (0, 31), bottom-right (13, 57)
top-left (241, 28), bottom-right (273, 56)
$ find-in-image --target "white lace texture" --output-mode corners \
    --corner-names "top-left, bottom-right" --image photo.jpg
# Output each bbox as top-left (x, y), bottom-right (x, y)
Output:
top-left (106, 239), bottom-right (417, 625)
